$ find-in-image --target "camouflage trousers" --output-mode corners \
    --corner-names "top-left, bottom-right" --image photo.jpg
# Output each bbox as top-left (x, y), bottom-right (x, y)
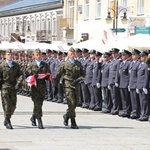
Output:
top-left (31, 84), bottom-right (46, 118)
top-left (65, 85), bottom-right (80, 118)
top-left (1, 87), bottom-right (17, 119)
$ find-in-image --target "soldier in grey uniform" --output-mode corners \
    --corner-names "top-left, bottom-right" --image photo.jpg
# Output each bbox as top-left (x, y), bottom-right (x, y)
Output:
top-left (90, 51), bottom-right (102, 111)
top-left (115, 50), bottom-right (132, 117)
top-left (108, 48), bottom-right (121, 115)
top-left (128, 49), bottom-right (141, 119)
top-left (101, 52), bottom-right (112, 113)
top-left (136, 51), bottom-right (149, 121)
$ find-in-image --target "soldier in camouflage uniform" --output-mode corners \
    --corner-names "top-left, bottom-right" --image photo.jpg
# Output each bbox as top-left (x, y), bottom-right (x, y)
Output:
top-left (25, 49), bottom-right (50, 129)
top-left (55, 47), bottom-right (85, 129)
top-left (0, 49), bottom-right (23, 129)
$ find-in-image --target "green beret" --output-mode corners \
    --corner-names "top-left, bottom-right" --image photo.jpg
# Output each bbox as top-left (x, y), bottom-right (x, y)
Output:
top-left (34, 48), bottom-right (41, 53)
top-left (5, 49), bottom-right (13, 53)
top-left (68, 47), bottom-right (75, 52)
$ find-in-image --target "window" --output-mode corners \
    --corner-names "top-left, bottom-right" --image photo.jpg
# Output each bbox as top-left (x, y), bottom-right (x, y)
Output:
top-left (121, 0), bottom-right (127, 7)
top-left (68, 1), bottom-right (74, 28)
top-left (52, 16), bottom-right (57, 36)
top-left (137, 0), bottom-right (144, 14)
top-left (95, 0), bottom-right (101, 18)
top-left (84, 0), bottom-right (89, 19)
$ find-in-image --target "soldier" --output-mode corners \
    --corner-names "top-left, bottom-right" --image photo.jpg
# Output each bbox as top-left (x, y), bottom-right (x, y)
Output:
top-left (128, 49), bottom-right (141, 119)
top-left (90, 51), bottom-right (102, 111)
top-left (108, 48), bottom-right (121, 115)
top-left (115, 50), bottom-right (132, 118)
top-left (25, 49), bottom-right (50, 129)
top-left (101, 52), bottom-right (112, 113)
top-left (0, 49), bottom-right (23, 129)
top-left (136, 51), bottom-right (149, 121)
top-left (54, 47), bottom-right (85, 129)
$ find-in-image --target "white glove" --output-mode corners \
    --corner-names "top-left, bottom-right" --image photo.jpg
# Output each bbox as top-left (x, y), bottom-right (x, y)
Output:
top-left (136, 89), bottom-right (139, 94)
top-left (115, 83), bottom-right (119, 87)
top-left (59, 80), bottom-right (62, 84)
top-left (128, 86), bottom-right (130, 92)
top-left (143, 88), bottom-right (148, 94)
top-left (108, 85), bottom-right (111, 90)
top-left (96, 83), bottom-right (100, 88)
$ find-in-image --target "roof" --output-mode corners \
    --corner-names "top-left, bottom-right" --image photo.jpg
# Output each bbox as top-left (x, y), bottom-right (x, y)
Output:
top-left (0, 0), bottom-right (62, 16)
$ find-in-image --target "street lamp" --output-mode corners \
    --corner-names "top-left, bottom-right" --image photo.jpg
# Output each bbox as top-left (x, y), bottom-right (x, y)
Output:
top-left (106, 0), bottom-right (128, 35)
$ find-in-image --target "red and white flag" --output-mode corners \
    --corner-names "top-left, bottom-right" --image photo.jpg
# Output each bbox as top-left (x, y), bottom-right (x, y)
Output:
top-left (102, 30), bottom-right (108, 45)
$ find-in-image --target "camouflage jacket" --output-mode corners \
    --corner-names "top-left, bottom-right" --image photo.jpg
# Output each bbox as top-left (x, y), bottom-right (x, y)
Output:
top-left (0, 60), bottom-right (23, 88)
top-left (55, 59), bottom-right (85, 88)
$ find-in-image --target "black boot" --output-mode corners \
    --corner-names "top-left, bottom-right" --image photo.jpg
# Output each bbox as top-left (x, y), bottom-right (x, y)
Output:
top-left (63, 114), bottom-right (69, 126)
top-left (30, 116), bottom-right (36, 126)
top-left (37, 118), bottom-right (44, 129)
top-left (4, 118), bottom-right (13, 129)
top-left (71, 118), bottom-right (79, 129)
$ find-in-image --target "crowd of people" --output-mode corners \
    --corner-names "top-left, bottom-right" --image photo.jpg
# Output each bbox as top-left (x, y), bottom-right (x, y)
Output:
top-left (0, 46), bottom-right (150, 130)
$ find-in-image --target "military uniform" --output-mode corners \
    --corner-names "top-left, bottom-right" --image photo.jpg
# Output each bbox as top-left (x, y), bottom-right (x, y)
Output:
top-left (0, 49), bottom-right (23, 129)
top-left (55, 47), bottom-right (85, 129)
top-left (25, 49), bottom-right (50, 129)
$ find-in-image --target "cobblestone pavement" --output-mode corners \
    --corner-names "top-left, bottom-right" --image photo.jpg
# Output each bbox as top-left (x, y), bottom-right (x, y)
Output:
top-left (0, 95), bottom-right (150, 150)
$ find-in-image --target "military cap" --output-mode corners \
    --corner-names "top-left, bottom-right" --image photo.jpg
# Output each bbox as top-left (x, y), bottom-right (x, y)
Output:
top-left (89, 49), bottom-right (96, 54)
top-left (34, 48), bottom-right (41, 53)
top-left (75, 48), bottom-right (82, 53)
top-left (46, 49), bottom-right (52, 53)
top-left (140, 51), bottom-right (148, 57)
top-left (42, 52), bottom-right (46, 55)
top-left (68, 47), bottom-right (75, 52)
top-left (62, 52), bottom-right (68, 56)
top-left (122, 49), bottom-right (132, 56)
top-left (108, 50), bottom-right (112, 54)
top-left (5, 49), bottom-right (13, 53)
top-left (95, 51), bottom-right (102, 56)
top-left (82, 48), bottom-right (89, 53)
top-left (52, 50), bottom-right (58, 53)
top-left (103, 52), bottom-right (111, 58)
top-left (147, 50), bottom-right (150, 54)
top-left (132, 49), bottom-right (141, 55)
top-left (111, 48), bottom-right (120, 53)
top-left (57, 51), bottom-right (63, 55)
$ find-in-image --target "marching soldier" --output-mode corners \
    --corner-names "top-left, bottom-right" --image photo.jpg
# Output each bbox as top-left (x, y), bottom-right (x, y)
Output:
top-left (54, 47), bottom-right (85, 129)
top-left (25, 49), bottom-right (50, 129)
top-left (115, 50), bottom-right (132, 118)
top-left (128, 49), bottom-right (141, 119)
top-left (0, 49), bottom-right (23, 129)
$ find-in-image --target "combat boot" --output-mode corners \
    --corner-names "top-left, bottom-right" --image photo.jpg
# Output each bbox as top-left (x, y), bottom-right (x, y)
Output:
top-left (4, 118), bottom-right (13, 129)
top-left (37, 118), bottom-right (44, 129)
top-left (63, 114), bottom-right (69, 126)
top-left (30, 115), bottom-right (36, 126)
top-left (71, 118), bottom-right (79, 129)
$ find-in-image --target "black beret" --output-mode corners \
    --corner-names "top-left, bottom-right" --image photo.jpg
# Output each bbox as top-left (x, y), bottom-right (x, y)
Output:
top-left (57, 51), bottom-right (63, 55)
top-left (122, 49), bottom-right (132, 56)
top-left (34, 48), bottom-right (41, 53)
top-left (89, 49), bottom-right (96, 54)
top-left (111, 48), bottom-right (120, 53)
top-left (75, 48), bottom-right (82, 53)
top-left (140, 51), bottom-right (148, 57)
top-left (82, 48), bottom-right (89, 53)
top-left (46, 49), bottom-right (52, 53)
top-left (132, 49), bottom-right (141, 55)
top-left (52, 50), bottom-right (58, 53)
top-left (95, 51), bottom-right (102, 56)
top-left (103, 52), bottom-right (111, 57)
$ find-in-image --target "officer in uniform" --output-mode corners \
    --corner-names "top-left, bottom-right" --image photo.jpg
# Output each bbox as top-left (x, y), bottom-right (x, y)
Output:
top-left (0, 49), bottom-right (23, 129)
top-left (54, 47), bottom-right (85, 129)
top-left (101, 52), bottom-right (112, 113)
top-left (115, 50), bottom-right (132, 117)
top-left (128, 49), bottom-right (141, 119)
top-left (136, 51), bottom-right (149, 121)
top-left (90, 51), bottom-right (102, 111)
top-left (25, 49), bottom-right (50, 129)
top-left (108, 48), bottom-right (121, 115)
